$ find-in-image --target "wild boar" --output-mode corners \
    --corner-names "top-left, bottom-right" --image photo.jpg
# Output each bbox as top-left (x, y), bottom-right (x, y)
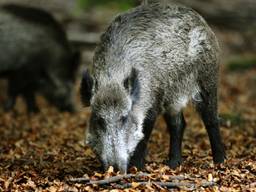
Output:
top-left (0, 4), bottom-right (80, 113)
top-left (81, 1), bottom-right (226, 172)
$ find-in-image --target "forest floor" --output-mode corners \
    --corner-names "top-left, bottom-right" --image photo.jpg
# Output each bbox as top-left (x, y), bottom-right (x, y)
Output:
top-left (0, 64), bottom-right (255, 191)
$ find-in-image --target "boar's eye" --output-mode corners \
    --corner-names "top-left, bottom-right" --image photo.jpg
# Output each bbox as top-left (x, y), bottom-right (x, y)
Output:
top-left (91, 114), bottom-right (105, 129)
top-left (123, 77), bottom-right (129, 90)
top-left (97, 117), bottom-right (105, 128)
top-left (120, 115), bottom-right (128, 124)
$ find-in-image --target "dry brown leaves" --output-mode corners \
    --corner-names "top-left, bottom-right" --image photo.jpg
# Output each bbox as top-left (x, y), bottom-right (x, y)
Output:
top-left (0, 68), bottom-right (255, 191)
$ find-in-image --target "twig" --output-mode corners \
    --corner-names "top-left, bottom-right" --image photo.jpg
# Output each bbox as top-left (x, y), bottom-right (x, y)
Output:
top-left (68, 177), bottom-right (90, 183)
top-left (114, 181), bottom-right (194, 189)
top-left (68, 174), bottom-right (216, 190)
top-left (68, 173), bottom-right (185, 184)
top-left (113, 181), bottom-right (215, 190)
top-left (201, 181), bottom-right (216, 188)
top-left (69, 173), bottom-right (148, 184)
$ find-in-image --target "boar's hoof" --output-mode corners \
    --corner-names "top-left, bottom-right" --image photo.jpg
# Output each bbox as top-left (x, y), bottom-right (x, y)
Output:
top-left (213, 151), bottom-right (226, 164)
top-left (166, 158), bottom-right (183, 169)
top-left (129, 158), bottom-right (145, 170)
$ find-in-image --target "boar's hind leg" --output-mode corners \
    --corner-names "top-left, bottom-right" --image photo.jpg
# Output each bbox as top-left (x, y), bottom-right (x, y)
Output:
top-left (4, 81), bottom-right (17, 112)
top-left (164, 112), bottom-right (186, 168)
top-left (4, 95), bottom-right (16, 112)
top-left (129, 109), bottom-right (157, 169)
top-left (195, 87), bottom-right (226, 164)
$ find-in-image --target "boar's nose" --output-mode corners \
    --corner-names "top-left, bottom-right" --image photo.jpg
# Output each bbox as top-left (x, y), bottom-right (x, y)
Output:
top-left (119, 166), bottom-right (128, 174)
top-left (103, 160), bottom-right (127, 174)
top-left (112, 160), bottom-right (128, 174)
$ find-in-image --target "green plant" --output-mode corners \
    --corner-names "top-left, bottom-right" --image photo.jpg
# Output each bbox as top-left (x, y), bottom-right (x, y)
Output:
top-left (227, 57), bottom-right (256, 71)
top-left (77, 0), bottom-right (136, 10)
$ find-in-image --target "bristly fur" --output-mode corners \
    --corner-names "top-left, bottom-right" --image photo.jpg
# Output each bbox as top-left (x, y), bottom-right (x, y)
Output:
top-left (83, 0), bottom-right (225, 172)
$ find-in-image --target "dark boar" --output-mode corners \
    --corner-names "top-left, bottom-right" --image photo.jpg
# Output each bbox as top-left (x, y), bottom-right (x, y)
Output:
top-left (0, 4), bottom-right (80, 113)
top-left (81, 1), bottom-right (226, 172)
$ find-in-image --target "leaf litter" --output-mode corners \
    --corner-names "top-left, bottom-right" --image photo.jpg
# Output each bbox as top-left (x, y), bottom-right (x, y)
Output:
top-left (0, 67), bottom-right (255, 191)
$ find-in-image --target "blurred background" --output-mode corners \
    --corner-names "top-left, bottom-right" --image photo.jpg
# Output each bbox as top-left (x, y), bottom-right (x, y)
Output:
top-left (0, 0), bottom-right (255, 124)
top-left (0, 0), bottom-right (255, 66)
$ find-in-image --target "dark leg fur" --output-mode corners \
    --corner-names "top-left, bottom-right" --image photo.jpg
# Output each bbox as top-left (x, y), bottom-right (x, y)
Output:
top-left (5, 76), bottom-right (39, 113)
top-left (164, 112), bottom-right (186, 168)
top-left (129, 108), bottom-right (157, 169)
top-left (196, 88), bottom-right (226, 164)
top-left (4, 94), bottom-right (16, 111)
top-left (4, 80), bottom-right (17, 111)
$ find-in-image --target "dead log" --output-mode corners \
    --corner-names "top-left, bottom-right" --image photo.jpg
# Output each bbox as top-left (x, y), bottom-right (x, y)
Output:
top-left (67, 31), bottom-right (101, 49)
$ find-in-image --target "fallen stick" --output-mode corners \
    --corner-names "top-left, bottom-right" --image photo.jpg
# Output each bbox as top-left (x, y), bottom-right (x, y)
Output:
top-left (67, 31), bottom-right (100, 48)
top-left (114, 181), bottom-right (194, 189)
top-left (69, 173), bottom-right (150, 184)
top-left (69, 174), bottom-right (216, 189)
top-left (113, 181), bottom-right (215, 189)
top-left (68, 173), bottom-right (185, 185)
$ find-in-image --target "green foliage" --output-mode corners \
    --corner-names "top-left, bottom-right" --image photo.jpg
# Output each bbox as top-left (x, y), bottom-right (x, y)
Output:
top-left (227, 57), bottom-right (256, 71)
top-left (220, 113), bottom-right (245, 127)
top-left (77, 0), bottom-right (136, 10)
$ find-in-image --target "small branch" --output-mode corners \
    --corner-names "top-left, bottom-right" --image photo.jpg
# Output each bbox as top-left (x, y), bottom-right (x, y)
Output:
top-left (69, 173), bottom-right (149, 184)
top-left (68, 173), bottom-right (185, 185)
top-left (113, 181), bottom-right (215, 190)
top-left (68, 177), bottom-right (90, 183)
top-left (68, 174), bottom-right (216, 189)
top-left (201, 181), bottom-right (216, 188)
top-left (114, 181), bottom-right (194, 189)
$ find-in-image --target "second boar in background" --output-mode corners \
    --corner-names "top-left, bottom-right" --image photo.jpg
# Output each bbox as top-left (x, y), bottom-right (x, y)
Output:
top-left (0, 4), bottom-right (80, 113)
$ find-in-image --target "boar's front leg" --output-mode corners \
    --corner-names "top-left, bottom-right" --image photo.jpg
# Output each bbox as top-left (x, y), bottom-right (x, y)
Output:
top-left (129, 109), bottom-right (157, 169)
top-left (164, 112), bottom-right (186, 168)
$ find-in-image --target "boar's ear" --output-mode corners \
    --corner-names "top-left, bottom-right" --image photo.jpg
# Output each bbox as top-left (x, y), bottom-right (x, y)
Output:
top-left (124, 68), bottom-right (140, 101)
top-left (80, 70), bottom-right (93, 106)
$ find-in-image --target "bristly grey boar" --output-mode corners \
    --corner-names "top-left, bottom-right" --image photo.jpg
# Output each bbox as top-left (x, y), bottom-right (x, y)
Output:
top-left (0, 4), bottom-right (80, 113)
top-left (81, 1), bottom-right (226, 172)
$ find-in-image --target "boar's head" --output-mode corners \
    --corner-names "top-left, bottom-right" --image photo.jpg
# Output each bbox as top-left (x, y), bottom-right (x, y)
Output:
top-left (81, 68), bottom-right (143, 173)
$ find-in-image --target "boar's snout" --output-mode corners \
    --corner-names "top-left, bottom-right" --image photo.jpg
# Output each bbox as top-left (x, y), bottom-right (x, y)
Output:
top-left (113, 161), bottom-right (128, 174)
top-left (102, 156), bottom-right (128, 174)
top-left (100, 131), bottom-right (130, 173)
